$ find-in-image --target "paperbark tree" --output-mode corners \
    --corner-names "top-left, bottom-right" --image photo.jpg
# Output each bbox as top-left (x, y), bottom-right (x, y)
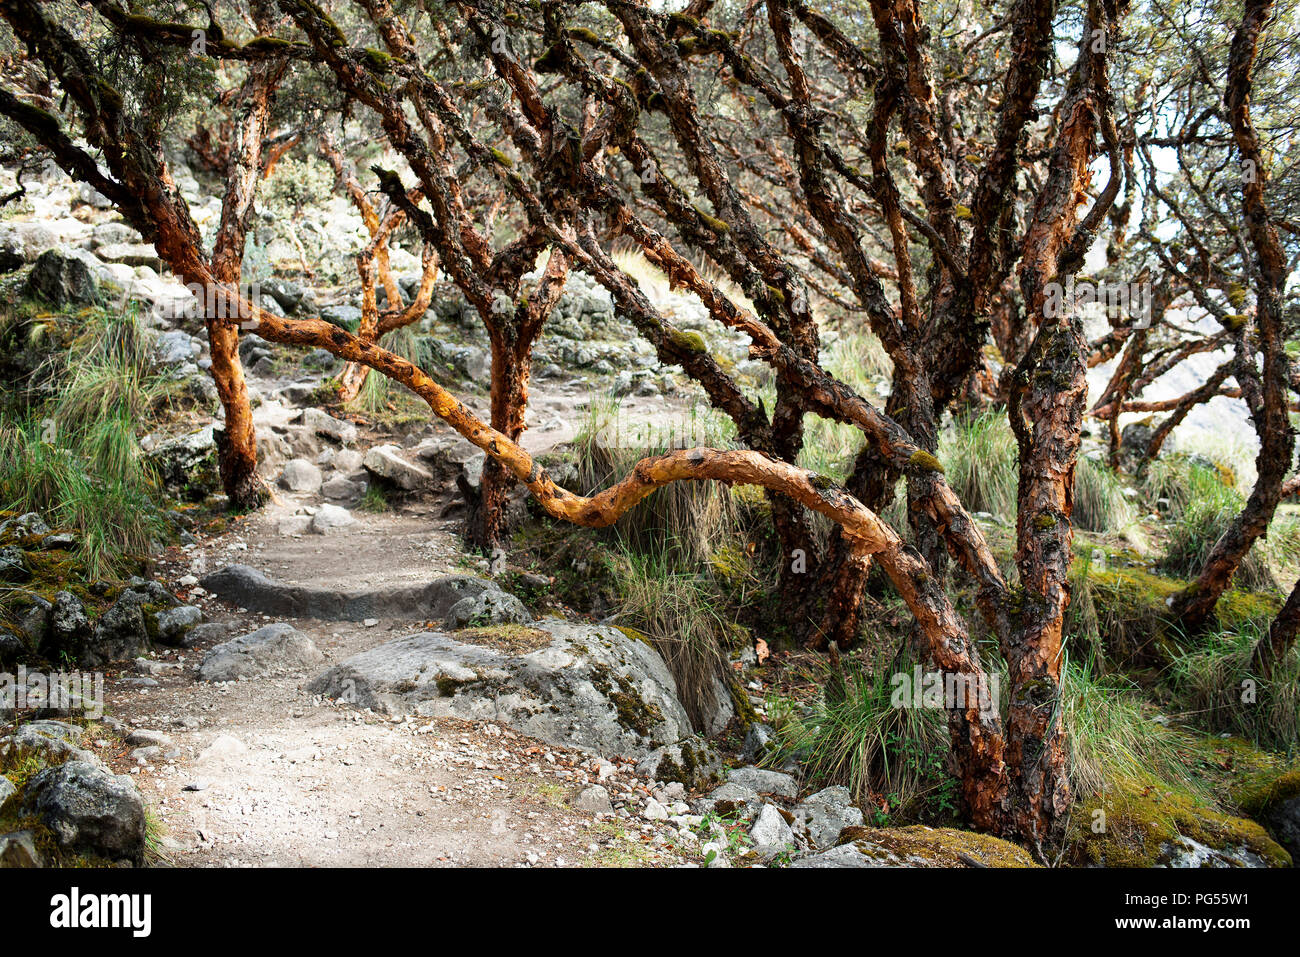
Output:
top-left (1166, 0), bottom-right (1297, 632)
top-left (8, 0), bottom-right (1259, 849)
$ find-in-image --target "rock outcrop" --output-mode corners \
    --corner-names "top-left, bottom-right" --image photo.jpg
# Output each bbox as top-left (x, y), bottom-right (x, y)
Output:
top-left (309, 619), bottom-right (698, 767)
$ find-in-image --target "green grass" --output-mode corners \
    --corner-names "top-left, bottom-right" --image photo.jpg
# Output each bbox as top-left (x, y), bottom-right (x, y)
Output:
top-left (1075, 455), bottom-right (1138, 532)
top-left (347, 325), bottom-right (423, 415)
top-left (1149, 455), bottom-right (1277, 591)
top-left (938, 412), bottom-right (1136, 533)
top-left (822, 329), bottom-right (893, 393)
top-left (939, 410), bottom-right (1019, 519)
top-left (575, 395), bottom-right (743, 566)
top-left (793, 330), bottom-right (891, 483)
top-left (769, 653), bottom-right (954, 820)
top-left (607, 544), bottom-right (733, 733)
top-left (1061, 653), bottom-right (1207, 800)
top-left (0, 306), bottom-right (169, 576)
top-left (1167, 623), bottom-right (1300, 750)
top-left (357, 483), bottom-right (390, 513)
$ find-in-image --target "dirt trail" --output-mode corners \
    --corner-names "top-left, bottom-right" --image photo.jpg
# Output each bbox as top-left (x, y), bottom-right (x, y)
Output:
top-left (96, 379), bottom-right (702, 868)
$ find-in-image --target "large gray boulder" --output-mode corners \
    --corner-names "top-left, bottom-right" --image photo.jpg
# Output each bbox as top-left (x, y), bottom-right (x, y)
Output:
top-left (154, 605), bottom-right (203, 646)
top-left (200, 564), bottom-right (502, 621)
top-left (0, 720), bottom-right (97, 765)
top-left (636, 737), bottom-right (723, 790)
top-left (41, 591), bottom-right (93, 662)
top-left (300, 408), bottom-right (358, 445)
top-left (362, 444), bottom-right (433, 490)
top-left (145, 427), bottom-right (219, 501)
top-left (198, 623), bottom-right (325, 682)
top-left (23, 247), bottom-right (100, 306)
top-left (727, 766), bottom-right (799, 799)
top-left (21, 760), bottom-right (146, 864)
top-left (279, 458), bottom-right (324, 493)
top-left (308, 619), bottom-right (694, 762)
top-left (81, 580), bottom-right (180, 666)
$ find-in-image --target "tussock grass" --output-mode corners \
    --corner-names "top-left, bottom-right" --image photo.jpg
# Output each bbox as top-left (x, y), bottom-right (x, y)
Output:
top-left (1167, 625), bottom-right (1300, 750)
top-left (794, 331), bottom-right (892, 483)
top-left (1147, 454), bottom-right (1277, 590)
top-left (608, 546), bottom-right (732, 733)
top-left (1061, 654), bottom-right (1206, 800)
top-left (823, 329), bottom-right (893, 391)
top-left (1075, 455), bottom-right (1137, 532)
top-left (573, 397), bottom-right (759, 732)
top-left (771, 654), bottom-right (954, 818)
top-left (939, 412), bottom-right (1135, 532)
top-left (611, 247), bottom-right (754, 315)
top-left (575, 396), bottom-right (742, 566)
top-left (0, 307), bottom-right (167, 576)
top-left (939, 410), bottom-right (1018, 519)
top-left (349, 325), bottom-right (423, 415)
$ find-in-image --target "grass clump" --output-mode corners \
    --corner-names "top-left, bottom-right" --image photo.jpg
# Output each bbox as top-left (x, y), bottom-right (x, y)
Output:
top-left (937, 412), bottom-right (1136, 532)
top-left (0, 306), bottom-right (168, 576)
top-left (938, 411), bottom-right (1018, 520)
top-left (607, 545), bottom-right (732, 734)
top-left (1145, 452), bottom-right (1299, 591)
top-left (575, 396), bottom-right (743, 566)
top-left (1167, 623), bottom-right (1300, 750)
top-left (1060, 654), bottom-right (1206, 800)
top-left (1075, 455), bottom-right (1137, 532)
top-left (770, 653), bottom-right (955, 821)
top-left (347, 325), bottom-right (425, 417)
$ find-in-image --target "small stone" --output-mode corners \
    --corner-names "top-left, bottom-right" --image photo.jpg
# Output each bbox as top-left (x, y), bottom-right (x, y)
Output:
top-left (154, 604), bottom-right (203, 646)
top-left (310, 504), bottom-right (356, 535)
top-left (573, 785), bottom-right (614, 815)
top-left (728, 766), bottom-right (798, 799)
top-left (279, 458), bottom-right (324, 494)
top-left (362, 444), bottom-right (433, 490)
top-left (0, 830), bottom-right (42, 868)
top-left (750, 803), bottom-right (795, 847)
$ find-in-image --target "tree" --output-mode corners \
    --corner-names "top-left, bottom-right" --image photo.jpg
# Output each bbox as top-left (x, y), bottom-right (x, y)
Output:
top-left (7, 0), bottom-right (1292, 851)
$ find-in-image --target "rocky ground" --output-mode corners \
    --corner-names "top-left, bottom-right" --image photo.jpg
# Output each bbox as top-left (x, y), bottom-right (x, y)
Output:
top-left (3, 156), bottom-right (1291, 872)
top-left (0, 163), bottom-right (897, 868)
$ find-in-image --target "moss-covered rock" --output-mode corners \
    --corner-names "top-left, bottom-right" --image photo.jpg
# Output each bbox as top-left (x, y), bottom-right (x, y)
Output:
top-left (1068, 780), bottom-right (1291, 868)
top-left (791, 825), bottom-right (1038, 867)
top-left (1232, 767), bottom-right (1300, 862)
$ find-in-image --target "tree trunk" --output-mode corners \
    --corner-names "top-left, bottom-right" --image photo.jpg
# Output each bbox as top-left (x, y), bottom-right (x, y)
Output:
top-left (204, 54), bottom-right (284, 510)
top-left (1254, 578), bottom-right (1300, 678)
top-left (468, 333), bottom-right (532, 551)
top-left (1006, 319), bottom-right (1085, 848)
top-left (1171, 0), bottom-right (1295, 632)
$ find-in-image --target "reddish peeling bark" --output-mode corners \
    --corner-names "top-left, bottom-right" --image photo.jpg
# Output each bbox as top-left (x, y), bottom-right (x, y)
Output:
top-left (1171, 0), bottom-right (1297, 631)
top-left (1002, 0), bottom-right (1128, 849)
top-left (4, 0), bottom-right (1187, 845)
top-left (320, 132), bottom-right (437, 403)
top-left (1254, 577), bottom-right (1300, 678)
top-left (204, 49), bottom-right (286, 509)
